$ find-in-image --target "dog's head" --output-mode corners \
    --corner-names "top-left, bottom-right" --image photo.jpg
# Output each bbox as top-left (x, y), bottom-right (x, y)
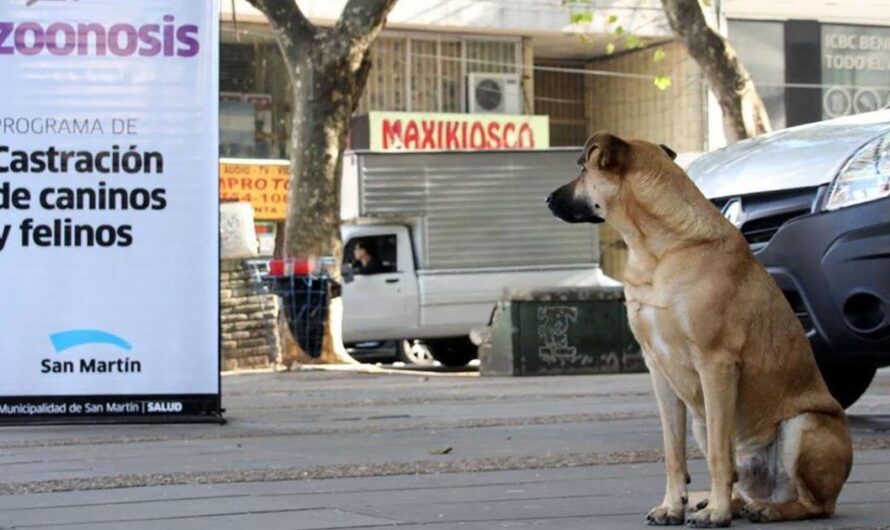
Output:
top-left (546, 131), bottom-right (677, 225)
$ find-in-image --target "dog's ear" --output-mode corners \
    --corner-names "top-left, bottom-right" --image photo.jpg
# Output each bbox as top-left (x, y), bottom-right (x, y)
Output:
top-left (659, 144), bottom-right (678, 160)
top-left (581, 131), bottom-right (630, 173)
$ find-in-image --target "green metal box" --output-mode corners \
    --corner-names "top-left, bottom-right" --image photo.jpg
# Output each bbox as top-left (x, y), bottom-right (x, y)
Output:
top-left (479, 286), bottom-right (645, 376)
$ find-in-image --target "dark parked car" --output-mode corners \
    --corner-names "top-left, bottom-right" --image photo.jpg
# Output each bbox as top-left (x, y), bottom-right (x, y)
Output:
top-left (687, 111), bottom-right (890, 407)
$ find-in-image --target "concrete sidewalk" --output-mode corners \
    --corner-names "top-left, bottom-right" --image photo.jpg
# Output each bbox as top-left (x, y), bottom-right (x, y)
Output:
top-left (1, 368), bottom-right (888, 528)
top-left (2, 451), bottom-right (889, 529)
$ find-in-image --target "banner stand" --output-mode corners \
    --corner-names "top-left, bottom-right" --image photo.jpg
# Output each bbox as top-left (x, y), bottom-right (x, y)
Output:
top-left (0, 387), bottom-right (225, 426)
top-left (0, 345), bottom-right (225, 425)
top-left (0, 0), bottom-right (223, 424)
top-left (0, 413), bottom-right (226, 426)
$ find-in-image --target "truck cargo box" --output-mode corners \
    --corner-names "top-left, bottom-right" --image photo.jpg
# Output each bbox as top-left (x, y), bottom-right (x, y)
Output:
top-left (341, 149), bottom-right (599, 270)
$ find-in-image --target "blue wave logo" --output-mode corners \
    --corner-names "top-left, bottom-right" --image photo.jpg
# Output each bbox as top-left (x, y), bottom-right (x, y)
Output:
top-left (50, 330), bottom-right (132, 353)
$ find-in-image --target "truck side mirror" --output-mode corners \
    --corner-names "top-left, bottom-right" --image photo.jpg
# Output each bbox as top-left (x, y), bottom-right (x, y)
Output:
top-left (342, 262), bottom-right (355, 284)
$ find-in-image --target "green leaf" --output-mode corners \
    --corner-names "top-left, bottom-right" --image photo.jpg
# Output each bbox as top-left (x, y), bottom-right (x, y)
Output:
top-left (700, 0), bottom-right (713, 6)
top-left (606, 42), bottom-right (616, 54)
top-left (653, 48), bottom-right (666, 62)
top-left (654, 75), bottom-right (672, 91)
top-left (607, 14), bottom-right (619, 24)
top-left (625, 34), bottom-right (641, 49)
top-left (614, 25), bottom-right (625, 35)
top-left (570, 12), bottom-right (593, 24)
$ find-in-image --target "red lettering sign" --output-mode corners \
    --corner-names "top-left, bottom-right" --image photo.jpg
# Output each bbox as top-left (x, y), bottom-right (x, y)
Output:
top-left (374, 115), bottom-right (545, 151)
top-left (382, 119), bottom-right (402, 149)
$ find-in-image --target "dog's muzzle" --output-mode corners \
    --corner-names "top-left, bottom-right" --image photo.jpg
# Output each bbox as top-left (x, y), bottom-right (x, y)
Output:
top-left (546, 183), bottom-right (604, 224)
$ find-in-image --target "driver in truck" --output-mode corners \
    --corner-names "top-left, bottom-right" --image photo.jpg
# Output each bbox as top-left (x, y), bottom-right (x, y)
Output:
top-left (352, 240), bottom-right (383, 275)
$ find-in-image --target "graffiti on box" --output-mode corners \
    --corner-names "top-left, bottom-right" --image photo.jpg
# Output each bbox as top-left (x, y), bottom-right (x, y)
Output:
top-left (536, 305), bottom-right (624, 372)
top-left (537, 306), bottom-right (588, 367)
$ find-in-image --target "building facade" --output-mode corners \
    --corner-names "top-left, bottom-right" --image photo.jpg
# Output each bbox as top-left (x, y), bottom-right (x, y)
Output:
top-left (220, 0), bottom-right (890, 157)
top-left (219, 0), bottom-right (705, 161)
top-left (727, 2), bottom-right (890, 131)
top-left (219, 0), bottom-right (890, 278)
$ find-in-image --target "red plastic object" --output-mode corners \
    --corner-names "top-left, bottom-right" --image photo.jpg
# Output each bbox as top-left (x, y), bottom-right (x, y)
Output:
top-left (292, 259), bottom-right (314, 276)
top-left (267, 258), bottom-right (315, 277)
top-left (268, 259), bottom-right (285, 276)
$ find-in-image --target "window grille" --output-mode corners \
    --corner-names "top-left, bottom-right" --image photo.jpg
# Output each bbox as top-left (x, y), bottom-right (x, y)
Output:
top-left (360, 36), bottom-right (408, 113)
top-left (410, 39), bottom-right (439, 112)
top-left (465, 40), bottom-right (517, 75)
top-left (440, 40), bottom-right (463, 113)
top-left (361, 35), bottom-right (519, 114)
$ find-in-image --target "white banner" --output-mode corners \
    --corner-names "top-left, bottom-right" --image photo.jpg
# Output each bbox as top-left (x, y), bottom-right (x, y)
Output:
top-left (0, 0), bottom-right (220, 420)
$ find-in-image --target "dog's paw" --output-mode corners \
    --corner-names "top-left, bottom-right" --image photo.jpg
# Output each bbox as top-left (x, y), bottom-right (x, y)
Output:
top-left (740, 501), bottom-right (779, 523)
top-left (647, 505), bottom-right (685, 526)
top-left (688, 498), bottom-right (708, 513)
top-left (685, 506), bottom-right (732, 528)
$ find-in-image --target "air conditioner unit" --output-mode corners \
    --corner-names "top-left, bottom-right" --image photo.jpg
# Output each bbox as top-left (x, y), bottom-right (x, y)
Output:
top-left (467, 73), bottom-right (522, 114)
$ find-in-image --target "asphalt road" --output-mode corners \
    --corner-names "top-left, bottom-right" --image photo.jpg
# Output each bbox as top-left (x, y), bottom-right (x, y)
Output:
top-left (1, 366), bottom-right (888, 529)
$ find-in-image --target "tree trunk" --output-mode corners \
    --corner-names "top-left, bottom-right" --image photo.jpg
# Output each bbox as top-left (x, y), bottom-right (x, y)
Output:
top-left (660, 0), bottom-right (771, 142)
top-left (283, 43), bottom-right (372, 364)
top-left (247, 0), bottom-right (396, 364)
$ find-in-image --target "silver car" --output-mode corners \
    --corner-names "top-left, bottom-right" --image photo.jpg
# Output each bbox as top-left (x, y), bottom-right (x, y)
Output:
top-left (687, 111), bottom-right (890, 407)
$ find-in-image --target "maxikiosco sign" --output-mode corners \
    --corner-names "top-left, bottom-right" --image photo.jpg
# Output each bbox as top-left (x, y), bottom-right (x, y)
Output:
top-left (352, 111), bottom-right (551, 152)
top-left (0, 0), bottom-right (221, 422)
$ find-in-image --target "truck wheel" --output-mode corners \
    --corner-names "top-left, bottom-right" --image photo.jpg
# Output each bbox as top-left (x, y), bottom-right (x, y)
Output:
top-left (815, 354), bottom-right (877, 409)
top-left (429, 338), bottom-right (477, 367)
top-left (398, 340), bottom-right (436, 366)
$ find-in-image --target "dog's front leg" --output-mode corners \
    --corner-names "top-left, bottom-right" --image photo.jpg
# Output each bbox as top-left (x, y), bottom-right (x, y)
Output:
top-left (647, 368), bottom-right (688, 526)
top-left (687, 358), bottom-right (739, 528)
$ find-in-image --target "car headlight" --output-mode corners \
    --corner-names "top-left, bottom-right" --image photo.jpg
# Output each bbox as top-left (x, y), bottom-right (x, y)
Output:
top-left (824, 132), bottom-right (890, 210)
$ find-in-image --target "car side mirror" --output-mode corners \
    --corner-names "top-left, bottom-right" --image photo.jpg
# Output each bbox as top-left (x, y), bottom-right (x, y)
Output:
top-left (342, 262), bottom-right (355, 284)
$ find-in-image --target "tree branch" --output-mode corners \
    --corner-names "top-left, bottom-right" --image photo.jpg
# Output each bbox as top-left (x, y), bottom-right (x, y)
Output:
top-left (660, 0), bottom-right (722, 62)
top-left (660, 0), bottom-right (770, 140)
top-left (246, 0), bottom-right (315, 59)
top-left (350, 54), bottom-right (374, 115)
top-left (332, 0), bottom-right (398, 64)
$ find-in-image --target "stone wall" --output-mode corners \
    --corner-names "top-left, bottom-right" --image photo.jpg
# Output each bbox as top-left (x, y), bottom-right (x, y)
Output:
top-left (220, 259), bottom-right (281, 371)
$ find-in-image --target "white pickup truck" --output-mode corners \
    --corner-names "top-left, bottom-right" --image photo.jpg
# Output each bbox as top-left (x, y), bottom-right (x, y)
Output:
top-left (339, 149), bottom-right (617, 366)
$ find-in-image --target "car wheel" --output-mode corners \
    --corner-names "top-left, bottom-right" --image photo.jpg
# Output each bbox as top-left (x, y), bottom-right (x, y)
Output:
top-left (814, 354), bottom-right (877, 409)
top-left (429, 338), bottom-right (477, 367)
top-left (398, 339), bottom-right (436, 366)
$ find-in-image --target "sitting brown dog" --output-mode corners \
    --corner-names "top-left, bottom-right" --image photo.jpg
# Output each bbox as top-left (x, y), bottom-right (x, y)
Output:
top-left (547, 132), bottom-right (852, 527)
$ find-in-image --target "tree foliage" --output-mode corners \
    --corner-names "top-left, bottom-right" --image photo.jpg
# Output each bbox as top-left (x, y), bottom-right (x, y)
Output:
top-left (565, 0), bottom-right (771, 139)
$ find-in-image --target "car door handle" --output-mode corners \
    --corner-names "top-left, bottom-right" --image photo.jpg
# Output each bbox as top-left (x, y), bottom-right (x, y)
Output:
top-left (385, 278), bottom-right (400, 284)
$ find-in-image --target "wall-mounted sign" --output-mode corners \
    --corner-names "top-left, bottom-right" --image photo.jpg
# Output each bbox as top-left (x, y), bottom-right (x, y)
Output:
top-left (822, 25), bottom-right (890, 118)
top-left (220, 159), bottom-right (289, 221)
top-left (352, 112), bottom-right (550, 152)
top-left (0, 0), bottom-right (221, 423)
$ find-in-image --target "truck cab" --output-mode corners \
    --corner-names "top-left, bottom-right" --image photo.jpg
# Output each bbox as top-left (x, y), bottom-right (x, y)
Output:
top-left (341, 224), bottom-right (419, 344)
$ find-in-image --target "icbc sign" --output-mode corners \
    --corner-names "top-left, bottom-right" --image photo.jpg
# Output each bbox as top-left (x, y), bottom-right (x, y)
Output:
top-left (359, 111), bottom-right (550, 152)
